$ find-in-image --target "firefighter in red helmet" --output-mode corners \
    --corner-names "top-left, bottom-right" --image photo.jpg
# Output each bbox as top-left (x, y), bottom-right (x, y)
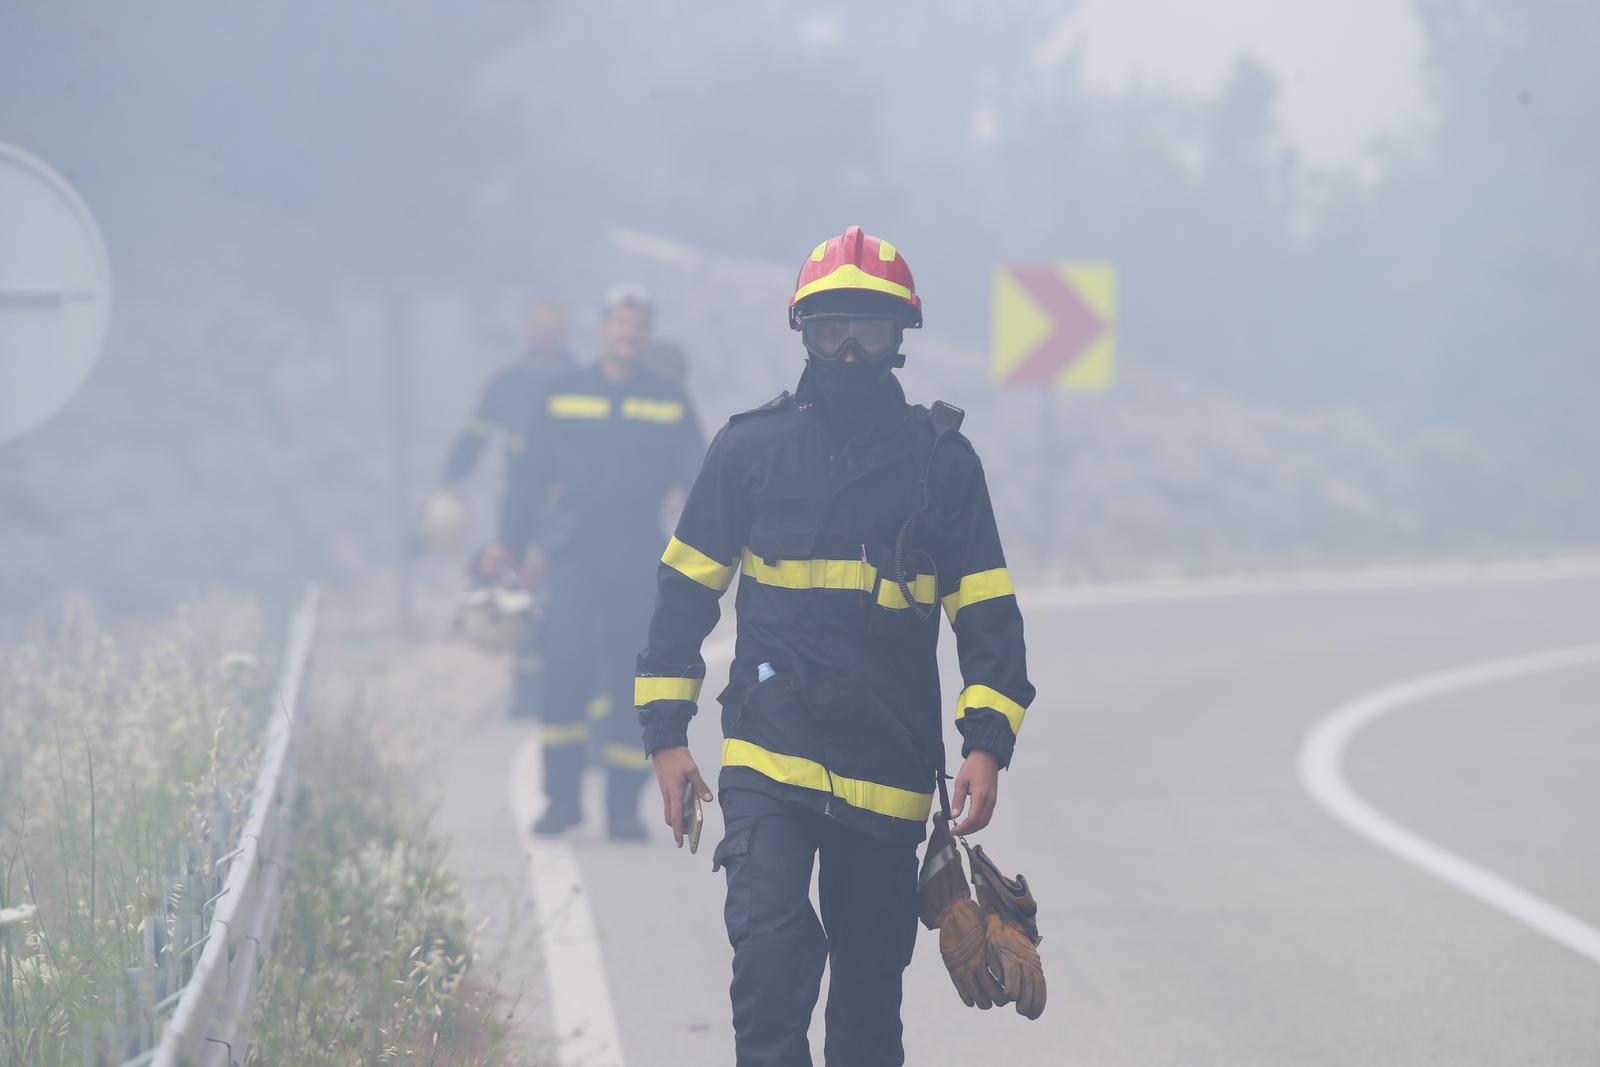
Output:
top-left (636, 227), bottom-right (1040, 1062)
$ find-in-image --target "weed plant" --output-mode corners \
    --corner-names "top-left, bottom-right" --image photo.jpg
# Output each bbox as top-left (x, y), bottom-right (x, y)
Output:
top-left (0, 609), bottom-right (265, 1065)
top-left (249, 692), bottom-right (517, 1065)
top-left (2, 611), bottom-right (519, 1066)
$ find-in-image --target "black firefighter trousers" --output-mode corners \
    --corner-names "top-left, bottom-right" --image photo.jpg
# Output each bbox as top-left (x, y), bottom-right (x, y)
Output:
top-left (714, 788), bottom-right (920, 1067)
top-left (537, 548), bottom-right (656, 818)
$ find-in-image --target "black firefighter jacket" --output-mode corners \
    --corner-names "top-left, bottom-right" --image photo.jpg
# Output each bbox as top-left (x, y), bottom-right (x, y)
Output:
top-left (635, 371), bottom-right (1034, 841)
top-left (500, 361), bottom-right (704, 566)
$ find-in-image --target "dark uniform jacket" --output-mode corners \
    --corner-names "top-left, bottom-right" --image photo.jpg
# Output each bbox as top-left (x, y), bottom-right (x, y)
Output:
top-left (500, 361), bottom-right (704, 563)
top-left (635, 371), bottom-right (1034, 841)
top-left (441, 347), bottom-right (573, 484)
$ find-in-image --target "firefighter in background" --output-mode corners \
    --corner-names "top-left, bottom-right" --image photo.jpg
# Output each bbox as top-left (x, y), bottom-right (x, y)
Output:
top-left (493, 286), bottom-right (705, 839)
top-left (636, 228), bottom-right (1039, 1061)
top-left (429, 298), bottom-right (574, 717)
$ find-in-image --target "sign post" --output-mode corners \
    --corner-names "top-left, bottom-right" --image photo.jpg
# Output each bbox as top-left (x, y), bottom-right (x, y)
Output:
top-left (989, 263), bottom-right (1117, 567)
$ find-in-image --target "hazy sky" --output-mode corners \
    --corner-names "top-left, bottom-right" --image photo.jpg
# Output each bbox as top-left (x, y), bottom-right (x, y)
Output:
top-left (1046, 0), bottom-right (1432, 178)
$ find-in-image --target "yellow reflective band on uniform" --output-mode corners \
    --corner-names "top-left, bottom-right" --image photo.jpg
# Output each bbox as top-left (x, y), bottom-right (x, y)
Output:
top-left (587, 694), bottom-right (613, 720)
top-left (722, 739), bottom-right (933, 822)
top-left (875, 573), bottom-right (937, 609)
top-left (663, 536), bottom-right (737, 591)
top-left (541, 722), bottom-right (591, 746)
top-left (548, 394), bottom-right (612, 419)
top-left (742, 550), bottom-right (874, 592)
top-left (740, 550), bottom-right (934, 610)
top-left (604, 743), bottom-right (653, 770)
top-left (955, 684), bottom-right (1027, 736)
top-left (622, 397), bottom-right (685, 424)
top-left (942, 568), bottom-right (1017, 622)
top-left (792, 264), bottom-right (914, 305)
top-left (634, 676), bottom-right (703, 706)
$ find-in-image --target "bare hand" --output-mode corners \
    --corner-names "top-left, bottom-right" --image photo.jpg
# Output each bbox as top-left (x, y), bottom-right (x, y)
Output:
top-left (652, 746), bottom-right (713, 848)
top-left (950, 750), bottom-right (1000, 836)
top-left (476, 543), bottom-right (513, 581)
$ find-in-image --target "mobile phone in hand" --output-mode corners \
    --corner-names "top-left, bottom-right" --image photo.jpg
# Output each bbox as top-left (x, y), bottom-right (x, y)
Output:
top-left (681, 777), bottom-right (704, 853)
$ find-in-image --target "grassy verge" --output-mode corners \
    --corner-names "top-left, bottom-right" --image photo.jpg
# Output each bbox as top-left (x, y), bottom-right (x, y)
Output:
top-left (249, 690), bottom-right (515, 1065)
top-left (0, 609), bottom-right (520, 1066)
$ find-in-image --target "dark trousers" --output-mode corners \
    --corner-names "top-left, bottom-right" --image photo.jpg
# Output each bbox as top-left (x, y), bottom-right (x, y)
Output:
top-left (714, 788), bottom-right (919, 1067)
top-left (538, 553), bottom-right (655, 815)
top-left (511, 612), bottom-right (544, 720)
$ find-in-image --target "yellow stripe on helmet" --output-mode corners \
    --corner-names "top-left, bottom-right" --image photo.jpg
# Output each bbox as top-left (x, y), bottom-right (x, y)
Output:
top-left (792, 263), bottom-right (914, 305)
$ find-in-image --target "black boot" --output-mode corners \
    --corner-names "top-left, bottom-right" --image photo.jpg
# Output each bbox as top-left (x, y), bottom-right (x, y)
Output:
top-left (535, 744), bottom-right (584, 837)
top-left (605, 767), bottom-right (651, 843)
top-left (532, 798), bottom-right (582, 837)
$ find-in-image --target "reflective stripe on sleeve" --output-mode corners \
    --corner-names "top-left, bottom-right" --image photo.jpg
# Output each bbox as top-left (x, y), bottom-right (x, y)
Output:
top-left (541, 722), bottom-right (592, 746)
top-left (634, 676), bottom-right (703, 707)
top-left (663, 536), bottom-right (737, 591)
top-left (604, 743), bottom-right (654, 770)
top-left (548, 394), bottom-right (612, 419)
top-left (955, 684), bottom-right (1027, 736)
top-left (942, 568), bottom-right (1016, 622)
top-left (622, 397), bottom-right (685, 423)
top-left (721, 738), bottom-right (933, 822)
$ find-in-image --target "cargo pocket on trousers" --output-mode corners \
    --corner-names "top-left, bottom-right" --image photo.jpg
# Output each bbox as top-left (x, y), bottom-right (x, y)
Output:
top-left (713, 819), bottom-right (755, 947)
top-left (712, 820), bottom-right (752, 874)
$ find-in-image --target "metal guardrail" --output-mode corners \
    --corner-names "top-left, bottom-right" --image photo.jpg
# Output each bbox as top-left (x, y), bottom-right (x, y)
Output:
top-left (103, 586), bottom-right (319, 1067)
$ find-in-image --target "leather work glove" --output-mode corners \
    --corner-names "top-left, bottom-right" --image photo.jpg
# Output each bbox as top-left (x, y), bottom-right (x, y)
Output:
top-left (966, 842), bottom-right (1047, 1020)
top-left (918, 816), bottom-right (1006, 1010)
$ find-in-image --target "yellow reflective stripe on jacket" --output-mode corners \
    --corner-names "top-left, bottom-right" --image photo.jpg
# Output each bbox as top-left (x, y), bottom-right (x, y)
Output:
top-left (722, 738), bottom-right (933, 822)
top-left (548, 393), bottom-right (612, 419)
top-left (740, 550), bottom-right (934, 610)
top-left (942, 567), bottom-right (1016, 622)
top-left (622, 397), bottom-right (685, 424)
top-left (634, 676), bottom-right (703, 706)
top-left (541, 722), bottom-right (591, 746)
top-left (741, 550), bottom-right (873, 592)
top-left (663, 536), bottom-right (737, 591)
top-left (587, 694), bottom-right (614, 720)
top-left (955, 684), bottom-right (1026, 736)
top-left (875, 573), bottom-right (937, 609)
top-left (604, 743), bottom-right (653, 770)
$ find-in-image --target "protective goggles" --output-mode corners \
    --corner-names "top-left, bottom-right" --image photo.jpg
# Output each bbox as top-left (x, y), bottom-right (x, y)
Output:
top-left (799, 314), bottom-right (903, 361)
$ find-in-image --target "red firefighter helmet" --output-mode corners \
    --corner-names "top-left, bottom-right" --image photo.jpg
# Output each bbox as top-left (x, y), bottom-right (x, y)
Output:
top-left (789, 226), bottom-right (922, 330)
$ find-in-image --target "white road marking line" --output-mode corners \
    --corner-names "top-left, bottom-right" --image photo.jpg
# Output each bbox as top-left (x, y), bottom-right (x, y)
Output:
top-left (510, 737), bottom-right (627, 1067)
top-left (1298, 643), bottom-right (1600, 966)
top-left (507, 622), bottom-right (736, 1067)
top-left (504, 567), bottom-right (1599, 1058)
top-left (1027, 554), bottom-right (1600, 609)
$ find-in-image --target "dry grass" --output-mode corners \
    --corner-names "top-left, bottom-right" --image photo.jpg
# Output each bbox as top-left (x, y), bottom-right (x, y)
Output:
top-left (1, 606), bottom-right (524, 1066)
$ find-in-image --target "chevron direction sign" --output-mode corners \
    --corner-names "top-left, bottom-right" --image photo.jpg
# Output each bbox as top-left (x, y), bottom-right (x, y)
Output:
top-left (990, 263), bottom-right (1115, 390)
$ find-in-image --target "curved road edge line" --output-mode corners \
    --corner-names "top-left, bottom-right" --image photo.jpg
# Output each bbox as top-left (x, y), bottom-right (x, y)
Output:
top-left (1297, 643), bottom-right (1600, 967)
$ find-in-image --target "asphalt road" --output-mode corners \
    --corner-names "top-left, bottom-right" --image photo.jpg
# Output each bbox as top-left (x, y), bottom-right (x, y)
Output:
top-left (430, 564), bottom-right (1600, 1066)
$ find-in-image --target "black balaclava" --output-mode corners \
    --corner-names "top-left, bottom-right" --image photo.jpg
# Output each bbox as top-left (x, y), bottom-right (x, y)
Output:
top-left (798, 290), bottom-right (910, 430)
